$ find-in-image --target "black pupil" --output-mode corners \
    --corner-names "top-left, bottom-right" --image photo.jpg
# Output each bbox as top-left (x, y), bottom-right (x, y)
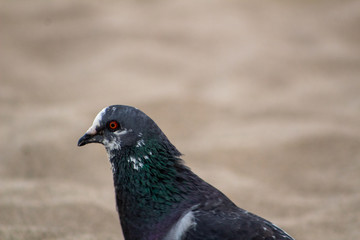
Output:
top-left (110, 122), bottom-right (117, 129)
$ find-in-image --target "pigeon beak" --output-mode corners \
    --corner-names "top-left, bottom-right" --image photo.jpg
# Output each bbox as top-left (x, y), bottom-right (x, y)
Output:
top-left (78, 133), bottom-right (103, 146)
top-left (78, 133), bottom-right (92, 146)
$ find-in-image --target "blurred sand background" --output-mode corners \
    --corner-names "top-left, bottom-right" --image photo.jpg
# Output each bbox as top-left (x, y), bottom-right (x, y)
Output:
top-left (1, 0), bottom-right (360, 239)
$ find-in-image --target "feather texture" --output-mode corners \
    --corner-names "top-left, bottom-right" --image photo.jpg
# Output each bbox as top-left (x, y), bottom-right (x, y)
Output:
top-left (78, 105), bottom-right (295, 240)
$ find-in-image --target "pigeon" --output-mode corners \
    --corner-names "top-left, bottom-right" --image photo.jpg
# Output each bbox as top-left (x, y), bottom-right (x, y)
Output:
top-left (78, 105), bottom-right (295, 240)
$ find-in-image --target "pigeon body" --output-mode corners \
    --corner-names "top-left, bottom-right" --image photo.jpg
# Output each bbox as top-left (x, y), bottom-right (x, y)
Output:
top-left (78, 105), bottom-right (295, 240)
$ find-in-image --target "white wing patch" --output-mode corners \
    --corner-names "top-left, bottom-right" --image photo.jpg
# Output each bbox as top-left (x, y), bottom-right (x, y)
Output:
top-left (164, 210), bottom-right (196, 240)
top-left (86, 107), bottom-right (107, 135)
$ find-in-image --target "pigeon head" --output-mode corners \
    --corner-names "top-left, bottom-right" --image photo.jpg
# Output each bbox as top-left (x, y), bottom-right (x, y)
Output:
top-left (78, 105), bottom-right (181, 159)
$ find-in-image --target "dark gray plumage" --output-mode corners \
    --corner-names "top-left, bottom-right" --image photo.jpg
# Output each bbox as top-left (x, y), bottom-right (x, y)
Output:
top-left (78, 105), bottom-right (295, 240)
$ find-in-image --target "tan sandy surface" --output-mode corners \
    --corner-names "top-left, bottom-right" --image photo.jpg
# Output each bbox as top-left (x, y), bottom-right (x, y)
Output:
top-left (1, 0), bottom-right (360, 239)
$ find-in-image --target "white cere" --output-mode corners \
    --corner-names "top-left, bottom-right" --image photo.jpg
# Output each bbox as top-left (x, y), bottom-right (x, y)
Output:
top-left (86, 107), bottom-right (107, 135)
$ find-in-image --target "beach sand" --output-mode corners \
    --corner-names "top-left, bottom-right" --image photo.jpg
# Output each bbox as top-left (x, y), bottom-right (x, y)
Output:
top-left (1, 0), bottom-right (359, 239)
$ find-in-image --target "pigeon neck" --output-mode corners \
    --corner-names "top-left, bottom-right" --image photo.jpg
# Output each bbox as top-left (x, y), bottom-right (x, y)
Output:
top-left (108, 139), bottom-right (197, 238)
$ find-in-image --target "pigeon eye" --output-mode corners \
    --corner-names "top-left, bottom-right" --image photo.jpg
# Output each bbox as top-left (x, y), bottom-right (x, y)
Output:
top-left (108, 121), bottom-right (120, 131)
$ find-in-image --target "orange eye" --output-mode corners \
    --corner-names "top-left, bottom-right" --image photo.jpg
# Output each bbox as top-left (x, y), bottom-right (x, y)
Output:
top-left (108, 121), bottom-right (119, 131)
